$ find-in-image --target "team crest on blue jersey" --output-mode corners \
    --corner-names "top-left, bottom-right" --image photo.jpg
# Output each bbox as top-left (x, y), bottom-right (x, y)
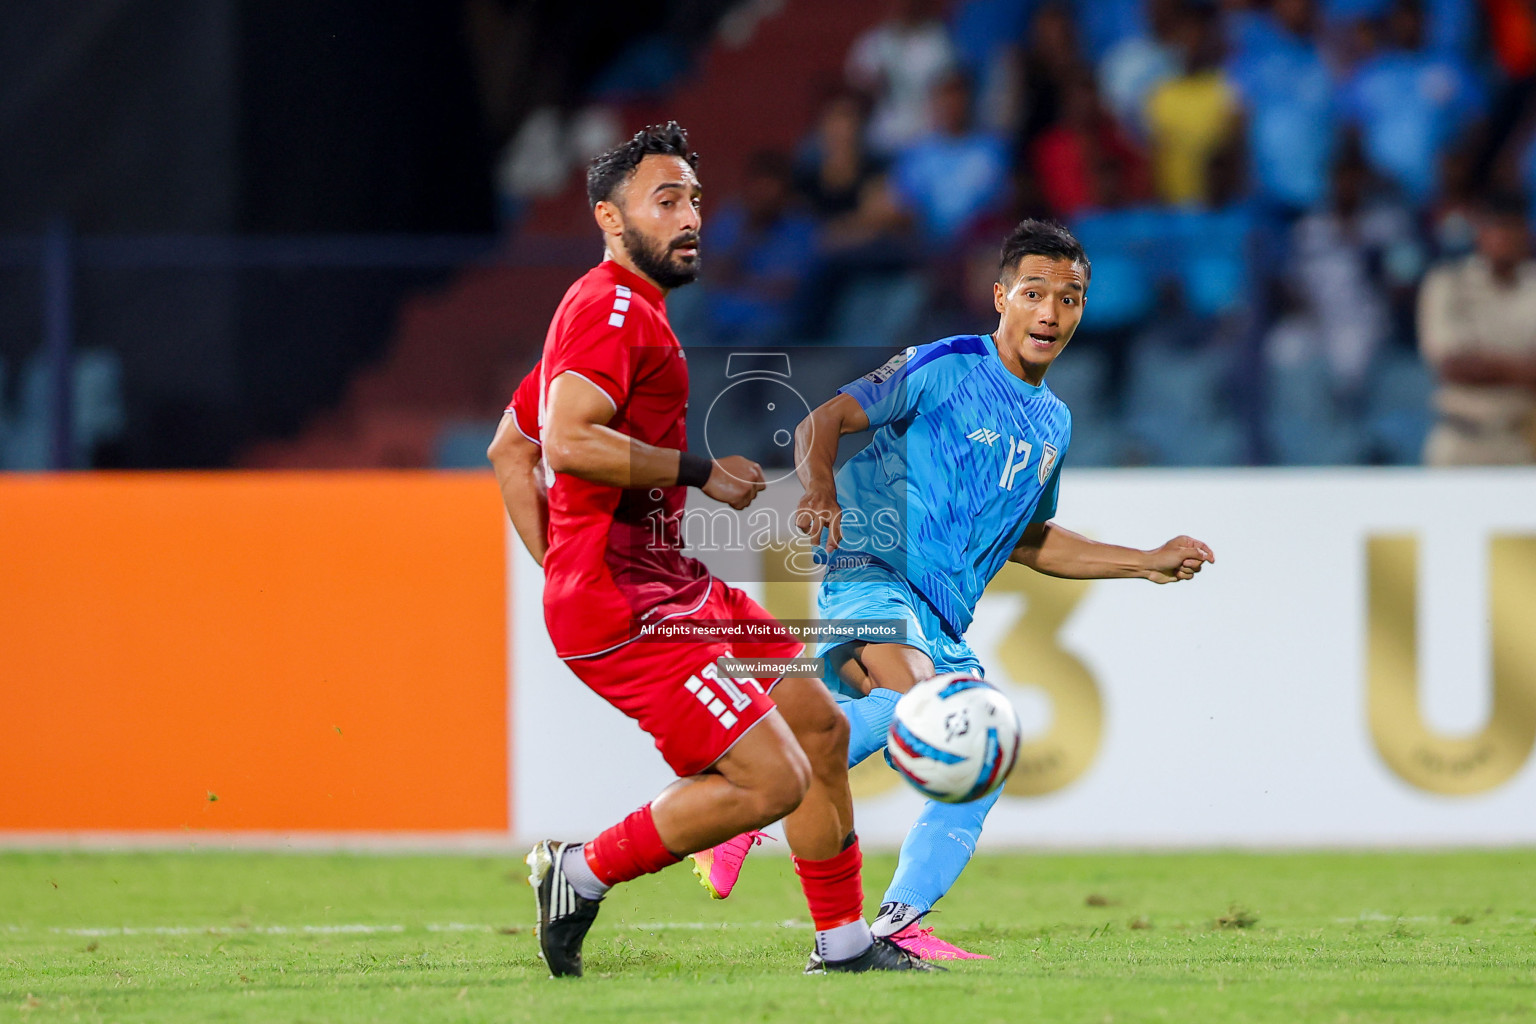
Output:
top-left (1038, 442), bottom-right (1058, 484)
top-left (863, 346), bottom-right (916, 385)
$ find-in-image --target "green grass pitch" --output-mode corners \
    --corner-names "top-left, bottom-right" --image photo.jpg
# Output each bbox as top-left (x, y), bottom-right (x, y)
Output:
top-left (3, 848), bottom-right (1534, 1022)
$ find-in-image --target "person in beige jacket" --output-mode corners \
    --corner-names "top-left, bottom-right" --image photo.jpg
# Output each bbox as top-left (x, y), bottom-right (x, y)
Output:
top-left (1418, 193), bottom-right (1536, 465)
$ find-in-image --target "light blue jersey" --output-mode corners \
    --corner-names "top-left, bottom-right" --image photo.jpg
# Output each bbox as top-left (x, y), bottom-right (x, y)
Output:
top-left (826, 333), bottom-right (1071, 635)
top-left (818, 333), bottom-right (1075, 921)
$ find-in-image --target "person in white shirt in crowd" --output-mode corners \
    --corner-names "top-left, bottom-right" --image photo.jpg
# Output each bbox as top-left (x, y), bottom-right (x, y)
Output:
top-left (846, 0), bottom-right (957, 154)
top-left (1277, 146), bottom-right (1423, 404)
top-left (1419, 192), bottom-right (1536, 465)
top-left (1098, 0), bottom-right (1182, 136)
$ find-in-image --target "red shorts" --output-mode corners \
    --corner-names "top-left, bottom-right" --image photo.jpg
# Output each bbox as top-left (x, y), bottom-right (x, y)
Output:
top-left (561, 578), bottom-right (805, 776)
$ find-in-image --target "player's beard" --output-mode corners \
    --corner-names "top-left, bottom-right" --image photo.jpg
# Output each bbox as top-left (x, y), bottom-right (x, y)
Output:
top-left (621, 224), bottom-right (701, 289)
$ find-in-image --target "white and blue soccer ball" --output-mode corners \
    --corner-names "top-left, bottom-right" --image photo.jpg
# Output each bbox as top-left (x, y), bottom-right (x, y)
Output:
top-left (887, 674), bottom-right (1022, 803)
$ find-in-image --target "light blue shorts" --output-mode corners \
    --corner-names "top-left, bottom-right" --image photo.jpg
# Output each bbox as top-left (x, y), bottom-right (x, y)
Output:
top-left (814, 557), bottom-right (983, 699)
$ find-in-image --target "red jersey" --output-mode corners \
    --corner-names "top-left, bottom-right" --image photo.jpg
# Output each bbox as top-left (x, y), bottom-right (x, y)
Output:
top-left (513, 260), bottom-right (711, 659)
top-left (507, 361), bottom-right (541, 443)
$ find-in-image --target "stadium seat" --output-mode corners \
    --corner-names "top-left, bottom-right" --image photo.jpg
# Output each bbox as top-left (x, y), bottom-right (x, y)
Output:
top-left (2, 412), bottom-right (46, 470)
top-left (825, 274), bottom-right (929, 350)
top-left (1041, 346), bottom-right (1123, 467)
top-left (71, 348), bottom-right (126, 459)
top-left (1122, 341), bottom-right (1245, 466)
top-left (1364, 351), bottom-right (1434, 465)
top-left (0, 357), bottom-right (7, 444)
top-left (588, 35), bottom-right (692, 101)
top-left (1070, 210), bottom-right (1163, 330)
top-left (1042, 345), bottom-right (1105, 420)
top-left (1264, 356), bottom-right (1369, 465)
top-left (435, 419), bottom-right (501, 469)
top-left (1173, 210), bottom-right (1253, 319)
top-left (1074, 208), bottom-right (1255, 325)
top-left (662, 283), bottom-right (711, 346)
top-left (3, 348), bottom-right (125, 469)
top-left (1074, 254), bottom-right (1156, 331)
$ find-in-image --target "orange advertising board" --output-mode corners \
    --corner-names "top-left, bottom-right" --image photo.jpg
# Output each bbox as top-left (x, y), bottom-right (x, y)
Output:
top-left (0, 473), bottom-right (508, 832)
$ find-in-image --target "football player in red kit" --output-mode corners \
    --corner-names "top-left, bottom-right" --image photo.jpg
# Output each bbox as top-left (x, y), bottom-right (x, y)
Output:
top-left (487, 123), bottom-right (933, 977)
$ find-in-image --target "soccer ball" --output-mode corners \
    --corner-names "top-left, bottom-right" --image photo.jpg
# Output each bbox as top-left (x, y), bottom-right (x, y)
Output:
top-left (887, 674), bottom-right (1022, 803)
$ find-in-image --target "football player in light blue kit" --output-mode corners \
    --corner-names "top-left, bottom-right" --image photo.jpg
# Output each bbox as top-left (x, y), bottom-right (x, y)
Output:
top-left (788, 220), bottom-right (1215, 959)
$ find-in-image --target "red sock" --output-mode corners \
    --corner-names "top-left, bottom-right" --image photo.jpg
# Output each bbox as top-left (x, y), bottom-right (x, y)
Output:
top-left (583, 804), bottom-right (681, 887)
top-left (792, 836), bottom-right (866, 931)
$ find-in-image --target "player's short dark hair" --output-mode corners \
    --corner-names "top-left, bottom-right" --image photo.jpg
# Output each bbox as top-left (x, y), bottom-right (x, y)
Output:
top-left (998, 219), bottom-right (1091, 283)
top-left (585, 122), bottom-right (700, 209)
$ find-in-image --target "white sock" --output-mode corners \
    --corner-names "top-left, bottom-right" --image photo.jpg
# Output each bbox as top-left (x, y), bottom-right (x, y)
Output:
top-left (870, 901), bottom-right (921, 938)
top-left (560, 844), bottom-right (610, 901)
top-left (815, 919), bottom-right (873, 962)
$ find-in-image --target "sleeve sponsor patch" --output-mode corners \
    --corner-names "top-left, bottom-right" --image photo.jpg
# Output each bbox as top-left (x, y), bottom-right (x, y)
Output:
top-left (862, 346), bottom-right (916, 385)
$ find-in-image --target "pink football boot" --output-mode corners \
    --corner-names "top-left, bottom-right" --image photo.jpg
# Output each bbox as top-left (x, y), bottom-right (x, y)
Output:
top-left (888, 922), bottom-right (992, 960)
top-left (691, 831), bottom-right (773, 899)
top-left (879, 905), bottom-right (992, 961)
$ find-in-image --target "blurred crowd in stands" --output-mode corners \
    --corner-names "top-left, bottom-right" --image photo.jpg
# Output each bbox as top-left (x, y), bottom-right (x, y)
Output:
top-left (11, 0), bottom-right (1529, 470)
top-left (499, 0), bottom-right (1536, 467)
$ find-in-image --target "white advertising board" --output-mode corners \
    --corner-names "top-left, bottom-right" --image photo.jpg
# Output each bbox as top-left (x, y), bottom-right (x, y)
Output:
top-left (512, 469), bottom-right (1536, 847)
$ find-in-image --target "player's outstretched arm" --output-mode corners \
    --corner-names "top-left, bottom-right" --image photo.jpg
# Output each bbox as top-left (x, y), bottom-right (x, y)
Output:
top-left (544, 372), bottom-right (765, 509)
top-left (1010, 522), bottom-right (1215, 583)
top-left (792, 393), bottom-right (870, 550)
top-left (488, 412), bottom-right (549, 566)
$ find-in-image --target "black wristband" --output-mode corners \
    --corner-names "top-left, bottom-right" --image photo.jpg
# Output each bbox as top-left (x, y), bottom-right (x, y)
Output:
top-left (677, 451), bottom-right (713, 489)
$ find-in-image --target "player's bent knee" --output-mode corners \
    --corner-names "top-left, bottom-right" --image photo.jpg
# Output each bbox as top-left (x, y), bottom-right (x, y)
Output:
top-left (779, 678), bottom-right (845, 736)
top-left (762, 783), bottom-right (806, 824)
top-left (748, 777), bottom-right (807, 826)
top-left (756, 745), bottom-right (812, 822)
top-left (788, 697), bottom-right (848, 769)
top-left (718, 708), bottom-right (813, 822)
top-left (809, 708), bottom-right (850, 769)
